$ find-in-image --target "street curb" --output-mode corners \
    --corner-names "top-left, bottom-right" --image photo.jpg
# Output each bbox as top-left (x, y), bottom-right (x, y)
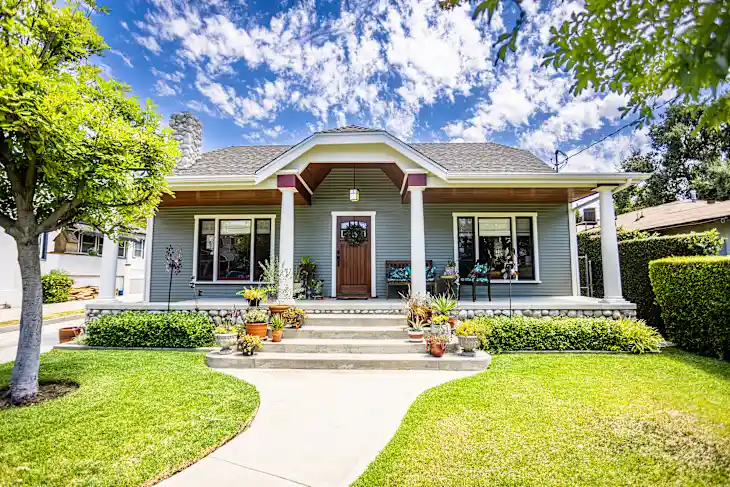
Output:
top-left (54, 344), bottom-right (218, 352)
top-left (0, 313), bottom-right (85, 335)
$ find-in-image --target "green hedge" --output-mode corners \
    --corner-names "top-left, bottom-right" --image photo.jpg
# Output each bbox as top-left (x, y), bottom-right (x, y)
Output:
top-left (649, 256), bottom-right (730, 359)
top-left (41, 269), bottom-right (74, 303)
top-left (85, 311), bottom-right (215, 348)
top-left (469, 315), bottom-right (663, 353)
top-left (578, 229), bottom-right (725, 323)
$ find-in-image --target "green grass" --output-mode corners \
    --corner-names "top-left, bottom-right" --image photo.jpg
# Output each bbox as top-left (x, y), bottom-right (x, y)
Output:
top-left (0, 350), bottom-right (259, 486)
top-left (353, 349), bottom-right (730, 487)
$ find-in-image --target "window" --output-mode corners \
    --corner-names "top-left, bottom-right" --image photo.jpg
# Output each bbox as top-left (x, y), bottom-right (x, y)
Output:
top-left (194, 215), bottom-right (276, 282)
top-left (79, 233), bottom-right (102, 255)
top-left (39, 233), bottom-right (48, 260)
top-left (453, 213), bottom-right (539, 281)
top-left (118, 241), bottom-right (127, 259)
top-left (133, 239), bottom-right (145, 259)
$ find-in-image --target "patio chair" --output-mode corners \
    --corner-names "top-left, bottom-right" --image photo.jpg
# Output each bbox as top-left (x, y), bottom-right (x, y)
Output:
top-left (459, 263), bottom-right (492, 302)
top-left (385, 260), bottom-right (436, 298)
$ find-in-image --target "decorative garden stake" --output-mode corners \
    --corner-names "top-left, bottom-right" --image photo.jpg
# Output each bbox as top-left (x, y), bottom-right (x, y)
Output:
top-left (165, 246), bottom-right (182, 311)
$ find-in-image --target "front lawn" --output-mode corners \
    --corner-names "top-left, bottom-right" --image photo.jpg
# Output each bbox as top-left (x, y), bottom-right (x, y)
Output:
top-left (0, 350), bottom-right (259, 486)
top-left (353, 349), bottom-right (730, 487)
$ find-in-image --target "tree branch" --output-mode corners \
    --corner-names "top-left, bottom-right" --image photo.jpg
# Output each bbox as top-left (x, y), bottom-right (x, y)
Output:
top-left (0, 213), bottom-right (17, 236)
top-left (37, 198), bottom-right (83, 234)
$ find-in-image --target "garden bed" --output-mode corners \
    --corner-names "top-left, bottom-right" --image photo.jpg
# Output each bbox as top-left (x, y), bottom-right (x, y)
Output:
top-left (0, 350), bottom-right (259, 486)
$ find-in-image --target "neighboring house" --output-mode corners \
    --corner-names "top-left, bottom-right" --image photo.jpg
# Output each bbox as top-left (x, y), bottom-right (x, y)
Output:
top-left (0, 224), bottom-right (146, 308)
top-left (614, 199), bottom-right (730, 255)
top-left (134, 112), bottom-right (646, 305)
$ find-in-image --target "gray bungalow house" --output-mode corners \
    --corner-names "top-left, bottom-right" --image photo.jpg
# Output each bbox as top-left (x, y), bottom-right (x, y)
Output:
top-left (89, 111), bottom-right (645, 315)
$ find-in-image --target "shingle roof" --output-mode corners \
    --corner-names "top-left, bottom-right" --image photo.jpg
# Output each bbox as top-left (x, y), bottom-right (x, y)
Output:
top-left (615, 200), bottom-right (730, 231)
top-left (173, 127), bottom-right (554, 176)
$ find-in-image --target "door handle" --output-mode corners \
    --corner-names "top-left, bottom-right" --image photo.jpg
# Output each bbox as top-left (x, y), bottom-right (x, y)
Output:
top-left (337, 250), bottom-right (340, 266)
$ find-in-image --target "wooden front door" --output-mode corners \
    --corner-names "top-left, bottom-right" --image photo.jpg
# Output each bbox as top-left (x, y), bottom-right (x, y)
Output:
top-left (336, 216), bottom-right (371, 298)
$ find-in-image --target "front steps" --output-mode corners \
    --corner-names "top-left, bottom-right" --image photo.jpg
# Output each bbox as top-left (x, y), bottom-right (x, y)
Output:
top-left (206, 314), bottom-right (492, 371)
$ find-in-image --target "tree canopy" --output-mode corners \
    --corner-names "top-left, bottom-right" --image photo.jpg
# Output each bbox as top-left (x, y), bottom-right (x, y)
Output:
top-left (614, 104), bottom-right (730, 215)
top-left (0, 0), bottom-right (178, 244)
top-left (445, 0), bottom-right (730, 129)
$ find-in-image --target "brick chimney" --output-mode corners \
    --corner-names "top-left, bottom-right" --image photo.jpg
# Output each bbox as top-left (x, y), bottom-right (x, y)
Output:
top-left (169, 112), bottom-right (202, 170)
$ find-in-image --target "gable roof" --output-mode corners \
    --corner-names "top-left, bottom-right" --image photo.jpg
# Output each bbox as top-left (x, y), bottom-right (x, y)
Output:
top-left (173, 127), bottom-right (554, 177)
top-left (615, 200), bottom-right (730, 231)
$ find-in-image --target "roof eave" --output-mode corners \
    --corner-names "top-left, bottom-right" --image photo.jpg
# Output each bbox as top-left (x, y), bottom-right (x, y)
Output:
top-left (444, 172), bottom-right (650, 187)
top-left (167, 175), bottom-right (257, 191)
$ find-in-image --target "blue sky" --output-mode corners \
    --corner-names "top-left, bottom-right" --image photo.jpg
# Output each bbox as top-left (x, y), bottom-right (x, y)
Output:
top-left (92, 0), bottom-right (661, 172)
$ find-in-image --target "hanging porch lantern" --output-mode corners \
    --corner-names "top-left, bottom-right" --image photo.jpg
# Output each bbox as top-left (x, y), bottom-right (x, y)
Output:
top-left (349, 165), bottom-right (360, 202)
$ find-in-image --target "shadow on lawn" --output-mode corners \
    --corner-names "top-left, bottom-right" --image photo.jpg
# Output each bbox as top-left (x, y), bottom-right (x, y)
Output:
top-left (659, 347), bottom-right (730, 382)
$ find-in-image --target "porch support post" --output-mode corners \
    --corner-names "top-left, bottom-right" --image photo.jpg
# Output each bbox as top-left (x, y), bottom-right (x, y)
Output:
top-left (409, 185), bottom-right (427, 296)
top-left (98, 234), bottom-right (118, 302)
top-left (598, 187), bottom-right (623, 302)
top-left (278, 188), bottom-right (296, 303)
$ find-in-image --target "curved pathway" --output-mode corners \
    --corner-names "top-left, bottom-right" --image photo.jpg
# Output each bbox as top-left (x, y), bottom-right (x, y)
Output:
top-left (160, 368), bottom-right (473, 487)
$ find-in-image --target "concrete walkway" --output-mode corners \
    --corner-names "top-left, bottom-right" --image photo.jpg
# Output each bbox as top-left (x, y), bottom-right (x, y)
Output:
top-left (160, 368), bottom-right (473, 487)
top-left (0, 300), bottom-right (92, 323)
top-left (0, 318), bottom-right (83, 364)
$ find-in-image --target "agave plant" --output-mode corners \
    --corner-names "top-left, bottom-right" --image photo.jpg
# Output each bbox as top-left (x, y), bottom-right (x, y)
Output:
top-left (430, 294), bottom-right (457, 315)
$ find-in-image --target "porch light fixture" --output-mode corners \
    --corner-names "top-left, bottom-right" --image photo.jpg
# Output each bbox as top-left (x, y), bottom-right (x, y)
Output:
top-left (349, 165), bottom-right (360, 202)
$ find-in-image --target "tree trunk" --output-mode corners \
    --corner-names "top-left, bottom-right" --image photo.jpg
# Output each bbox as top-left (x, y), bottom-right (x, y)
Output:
top-left (10, 239), bottom-right (43, 404)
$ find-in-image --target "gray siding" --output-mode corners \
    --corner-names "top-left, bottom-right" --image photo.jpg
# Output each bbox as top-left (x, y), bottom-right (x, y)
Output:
top-left (150, 205), bottom-right (280, 301)
top-left (150, 167), bottom-right (573, 301)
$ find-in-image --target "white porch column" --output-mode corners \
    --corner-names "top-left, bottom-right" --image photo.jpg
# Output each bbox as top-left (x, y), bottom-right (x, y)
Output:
top-left (598, 187), bottom-right (623, 302)
top-left (278, 188), bottom-right (295, 302)
top-left (409, 187), bottom-right (427, 296)
top-left (98, 234), bottom-right (118, 301)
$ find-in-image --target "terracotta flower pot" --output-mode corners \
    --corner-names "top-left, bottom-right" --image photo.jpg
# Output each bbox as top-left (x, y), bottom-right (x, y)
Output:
top-left (268, 304), bottom-right (290, 315)
top-left (246, 322), bottom-right (268, 339)
top-left (448, 317), bottom-right (457, 328)
top-left (271, 329), bottom-right (283, 342)
top-left (430, 342), bottom-right (446, 357)
top-left (59, 326), bottom-right (82, 344)
top-left (407, 330), bottom-right (424, 342)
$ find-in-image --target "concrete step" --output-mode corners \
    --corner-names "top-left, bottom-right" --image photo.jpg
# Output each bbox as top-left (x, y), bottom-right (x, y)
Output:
top-left (262, 338), bottom-right (426, 354)
top-left (207, 350), bottom-right (492, 371)
top-left (305, 314), bottom-right (404, 327)
top-left (283, 326), bottom-right (405, 340)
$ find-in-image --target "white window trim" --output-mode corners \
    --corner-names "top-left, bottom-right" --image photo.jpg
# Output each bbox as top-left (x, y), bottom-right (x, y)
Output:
top-left (452, 212), bottom-right (541, 284)
top-left (77, 232), bottom-right (103, 256)
top-left (193, 214), bottom-right (277, 284)
top-left (331, 211), bottom-right (377, 298)
top-left (132, 239), bottom-right (145, 259)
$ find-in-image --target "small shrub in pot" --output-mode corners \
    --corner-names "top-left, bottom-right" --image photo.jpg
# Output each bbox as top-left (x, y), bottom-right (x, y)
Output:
top-left (270, 314), bottom-right (285, 342)
top-left (455, 321), bottom-right (479, 356)
top-left (214, 324), bottom-right (239, 354)
top-left (237, 334), bottom-right (263, 356)
top-left (426, 334), bottom-right (450, 357)
top-left (245, 308), bottom-right (269, 339)
top-left (404, 316), bottom-right (426, 342)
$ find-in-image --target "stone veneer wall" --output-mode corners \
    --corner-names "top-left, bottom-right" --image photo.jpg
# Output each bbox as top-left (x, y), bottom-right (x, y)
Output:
top-left (85, 304), bottom-right (636, 323)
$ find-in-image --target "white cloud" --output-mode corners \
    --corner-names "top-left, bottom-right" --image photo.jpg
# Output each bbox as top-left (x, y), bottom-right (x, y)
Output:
top-left (154, 79), bottom-right (179, 97)
top-left (133, 34), bottom-right (162, 54)
top-left (121, 21), bottom-right (129, 31)
top-left (109, 49), bottom-right (133, 68)
top-left (151, 67), bottom-right (185, 82)
top-left (186, 100), bottom-right (216, 117)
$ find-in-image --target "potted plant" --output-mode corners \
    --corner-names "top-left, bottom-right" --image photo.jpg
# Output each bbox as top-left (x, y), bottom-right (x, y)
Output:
top-left (58, 325), bottom-right (84, 344)
top-left (282, 307), bottom-right (307, 329)
top-left (312, 280), bottom-right (324, 300)
top-left (430, 314), bottom-right (450, 335)
top-left (237, 287), bottom-right (266, 307)
top-left (245, 308), bottom-right (269, 339)
top-left (431, 294), bottom-right (457, 327)
top-left (260, 258), bottom-right (292, 315)
top-left (401, 293), bottom-right (432, 323)
top-left (237, 334), bottom-right (263, 356)
top-left (444, 259), bottom-right (457, 276)
top-left (455, 321), bottom-right (479, 356)
top-left (270, 314), bottom-right (285, 342)
top-left (214, 324), bottom-right (239, 354)
top-left (404, 316), bottom-right (426, 342)
top-left (426, 334), bottom-right (450, 357)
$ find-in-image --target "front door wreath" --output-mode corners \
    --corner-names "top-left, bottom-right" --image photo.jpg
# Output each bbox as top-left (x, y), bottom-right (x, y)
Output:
top-left (342, 222), bottom-right (367, 246)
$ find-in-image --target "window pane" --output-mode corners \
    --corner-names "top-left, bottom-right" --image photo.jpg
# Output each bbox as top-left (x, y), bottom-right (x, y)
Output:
top-left (478, 218), bottom-right (512, 276)
top-left (218, 219), bottom-right (251, 280)
top-left (457, 217), bottom-right (475, 277)
top-left (197, 220), bottom-right (215, 281)
top-left (80, 234), bottom-right (97, 254)
top-left (118, 242), bottom-right (127, 258)
top-left (134, 240), bottom-right (144, 258)
top-left (516, 217), bottom-right (535, 280)
top-left (253, 219), bottom-right (272, 281)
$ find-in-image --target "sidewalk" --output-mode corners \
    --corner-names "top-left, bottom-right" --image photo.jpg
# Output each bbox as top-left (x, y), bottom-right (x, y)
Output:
top-left (0, 318), bottom-right (84, 364)
top-left (0, 300), bottom-right (92, 323)
top-left (159, 368), bottom-right (473, 487)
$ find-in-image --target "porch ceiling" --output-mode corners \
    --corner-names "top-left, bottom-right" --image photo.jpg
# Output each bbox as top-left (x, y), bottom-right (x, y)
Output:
top-left (160, 189), bottom-right (310, 207)
top-left (299, 163), bottom-right (404, 193)
top-left (416, 187), bottom-right (597, 204)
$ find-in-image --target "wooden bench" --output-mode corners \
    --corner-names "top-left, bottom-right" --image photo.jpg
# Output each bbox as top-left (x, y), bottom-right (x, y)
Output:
top-left (385, 260), bottom-right (436, 298)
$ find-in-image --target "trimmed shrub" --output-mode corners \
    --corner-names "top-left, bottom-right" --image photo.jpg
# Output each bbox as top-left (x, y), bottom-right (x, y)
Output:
top-left (41, 269), bottom-right (74, 303)
top-left (649, 256), bottom-right (730, 359)
top-left (579, 229), bottom-right (725, 323)
top-left (470, 315), bottom-right (663, 353)
top-left (85, 311), bottom-right (215, 348)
